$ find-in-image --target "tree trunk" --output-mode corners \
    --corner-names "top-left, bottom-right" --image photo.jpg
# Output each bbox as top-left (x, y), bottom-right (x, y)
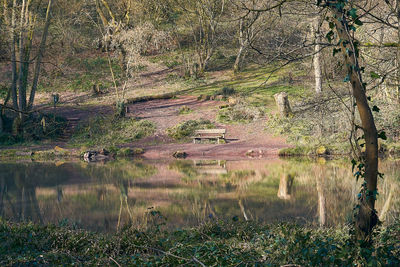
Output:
top-left (233, 18), bottom-right (245, 73)
top-left (10, 0), bottom-right (19, 111)
top-left (312, 17), bottom-right (322, 93)
top-left (0, 107), bottom-right (3, 134)
top-left (28, 0), bottom-right (53, 110)
top-left (17, 0), bottom-right (27, 116)
top-left (397, 0), bottom-right (400, 102)
top-left (274, 92), bottom-right (292, 117)
top-left (333, 10), bottom-right (379, 241)
top-left (233, 46), bottom-right (244, 73)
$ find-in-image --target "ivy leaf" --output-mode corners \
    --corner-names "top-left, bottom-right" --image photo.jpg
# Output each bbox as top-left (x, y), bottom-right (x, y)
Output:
top-left (378, 131), bottom-right (387, 140)
top-left (351, 159), bottom-right (357, 172)
top-left (354, 19), bottom-right (363, 26)
top-left (367, 96), bottom-right (371, 101)
top-left (372, 105), bottom-right (380, 112)
top-left (343, 74), bottom-right (350, 82)
top-left (332, 48), bottom-right (341, 56)
top-left (329, 21), bottom-right (335, 29)
top-left (348, 8), bottom-right (357, 19)
top-left (326, 31), bottom-right (334, 43)
top-left (370, 71), bottom-right (380, 79)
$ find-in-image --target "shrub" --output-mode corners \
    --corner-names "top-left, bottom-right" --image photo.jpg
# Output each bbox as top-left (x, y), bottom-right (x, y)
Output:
top-left (71, 116), bottom-right (156, 146)
top-left (216, 86), bottom-right (236, 97)
top-left (218, 102), bottom-right (264, 123)
top-left (166, 119), bottom-right (214, 140)
top-left (178, 106), bottom-right (192, 115)
top-left (0, 114), bottom-right (67, 145)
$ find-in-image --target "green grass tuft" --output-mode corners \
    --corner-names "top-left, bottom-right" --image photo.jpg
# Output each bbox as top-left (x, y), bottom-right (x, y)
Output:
top-left (70, 116), bottom-right (156, 147)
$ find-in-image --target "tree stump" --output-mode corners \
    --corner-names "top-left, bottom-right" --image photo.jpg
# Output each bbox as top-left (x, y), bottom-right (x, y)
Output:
top-left (274, 92), bottom-right (292, 117)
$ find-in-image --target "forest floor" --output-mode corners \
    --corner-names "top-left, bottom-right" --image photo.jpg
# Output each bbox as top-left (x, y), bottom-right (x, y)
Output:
top-left (1, 56), bottom-right (300, 159)
top-left (13, 94), bottom-right (289, 160)
top-left (127, 95), bottom-right (289, 159)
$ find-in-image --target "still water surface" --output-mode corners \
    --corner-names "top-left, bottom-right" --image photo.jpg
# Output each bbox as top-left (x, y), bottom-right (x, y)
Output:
top-left (0, 158), bottom-right (399, 232)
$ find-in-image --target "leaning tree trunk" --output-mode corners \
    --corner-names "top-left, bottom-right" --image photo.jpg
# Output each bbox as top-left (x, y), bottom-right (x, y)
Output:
top-left (28, 0), bottom-right (53, 110)
top-left (312, 17), bottom-right (322, 94)
top-left (333, 10), bottom-right (379, 241)
top-left (17, 0), bottom-right (28, 116)
top-left (233, 44), bottom-right (245, 73)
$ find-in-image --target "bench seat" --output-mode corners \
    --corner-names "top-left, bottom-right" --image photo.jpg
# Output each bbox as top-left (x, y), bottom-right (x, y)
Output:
top-left (192, 129), bottom-right (226, 144)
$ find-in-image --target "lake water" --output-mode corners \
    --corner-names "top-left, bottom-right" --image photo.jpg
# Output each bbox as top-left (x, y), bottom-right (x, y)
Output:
top-left (0, 158), bottom-right (398, 232)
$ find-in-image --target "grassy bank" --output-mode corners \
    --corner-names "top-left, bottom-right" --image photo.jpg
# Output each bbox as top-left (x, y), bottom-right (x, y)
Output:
top-left (1, 219), bottom-right (399, 266)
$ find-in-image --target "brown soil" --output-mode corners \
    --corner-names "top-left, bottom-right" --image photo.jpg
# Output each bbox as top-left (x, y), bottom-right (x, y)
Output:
top-left (3, 93), bottom-right (290, 159)
top-left (126, 95), bottom-right (290, 160)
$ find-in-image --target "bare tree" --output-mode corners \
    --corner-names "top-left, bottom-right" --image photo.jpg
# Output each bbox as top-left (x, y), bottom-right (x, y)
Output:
top-left (176, 0), bottom-right (225, 75)
top-left (312, 16), bottom-right (323, 93)
top-left (2, 0), bottom-right (53, 125)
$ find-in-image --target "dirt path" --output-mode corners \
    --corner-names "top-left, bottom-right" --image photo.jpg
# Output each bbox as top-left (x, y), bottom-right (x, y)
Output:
top-left (127, 95), bottom-right (290, 159)
top-left (3, 94), bottom-right (289, 159)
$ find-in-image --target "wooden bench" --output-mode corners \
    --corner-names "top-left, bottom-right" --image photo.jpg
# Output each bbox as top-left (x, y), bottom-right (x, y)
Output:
top-left (192, 129), bottom-right (226, 144)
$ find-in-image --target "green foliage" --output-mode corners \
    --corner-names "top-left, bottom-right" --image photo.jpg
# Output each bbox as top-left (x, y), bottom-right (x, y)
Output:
top-left (0, 219), bottom-right (399, 266)
top-left (166, 119), bottom-right (214, 140)
top-left (38, 56), bottom-right (120, 93)
top-left (267, 92), bottom-right (354, 155)
top-left (116, 147), bottom-right (145, 157)
top-left (0, 114), bottom-right (68, 146)
top-left (169, 160), bottom-right (198, 179)
top-left (216, 86), bottom-right (236, 97)
top-left (178, 105), bottom-right (192, 115)
top-left (0, 83), bottom-right (8, 100)
top-left (278, 146), bottom-right (314, 157)
top-left (71, 116), bottom-right (156, 146)
top-left (218, 101), bottom-right (264, 124)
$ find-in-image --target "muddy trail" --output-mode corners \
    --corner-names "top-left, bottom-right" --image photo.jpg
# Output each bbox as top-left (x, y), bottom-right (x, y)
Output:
top-left (126, 95), bottom-right (290, 159)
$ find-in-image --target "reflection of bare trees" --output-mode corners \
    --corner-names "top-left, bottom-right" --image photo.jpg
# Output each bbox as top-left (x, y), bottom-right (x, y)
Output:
top-left (315, 165), bottom-right (326, 227)
top-left (117, 180), bottom-right (134, 231)
top-left (379, 189), bottom-right (393, 222)
top-left (15, 186), bottom-right (43, 224)
top-left (238, 198), bottom-right (251, 221)
top-left (0, 170), bottom-right (44, 224)
top-left (277, 173), bottom-right (294, 200)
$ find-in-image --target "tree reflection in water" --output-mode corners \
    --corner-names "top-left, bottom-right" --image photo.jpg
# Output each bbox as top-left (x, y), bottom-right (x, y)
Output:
top-left (0, 159), bottom-right (398, 232)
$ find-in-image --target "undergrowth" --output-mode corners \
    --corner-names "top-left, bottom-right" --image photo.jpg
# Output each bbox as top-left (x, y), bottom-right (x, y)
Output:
top-left (0, 114), bottom-right (67, 146)
top-left (70, 116), bottom-right (156, 146)
top-left (0, 219), bottom-right (399, 266)
top-left (166, 119), bottom-right (214, 140)
top-left (218, 100), bottom-right (264, 124)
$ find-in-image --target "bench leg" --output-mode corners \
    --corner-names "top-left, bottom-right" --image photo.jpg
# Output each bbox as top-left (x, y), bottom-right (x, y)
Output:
top-left (217, 138), bottom-right (220, 144)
